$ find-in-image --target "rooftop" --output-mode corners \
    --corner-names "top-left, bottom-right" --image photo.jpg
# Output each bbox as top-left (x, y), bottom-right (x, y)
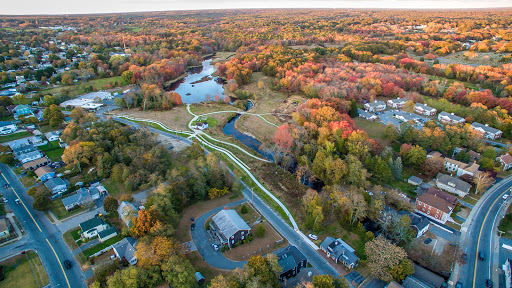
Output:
top-left (80, 217), bottom-right (106, 232)
top-left (417, 188), bottom-right (455, 214)
top-left (436, 173), bottom-right (472, 193)
top-left (211, 209), bottom-right (251, 239)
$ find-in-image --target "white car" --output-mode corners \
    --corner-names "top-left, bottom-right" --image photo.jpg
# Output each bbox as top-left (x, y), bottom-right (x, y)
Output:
top-left (2, 198), bottom-right (7, 203)
top-left (308, 234), bottom-right (318, 240)
top-left (503, 194), bottom-right (509, 200)
top-left (212, 243), bottom-right (219, 251)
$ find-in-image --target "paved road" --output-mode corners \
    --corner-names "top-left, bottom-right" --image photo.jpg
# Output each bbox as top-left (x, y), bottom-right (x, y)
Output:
top-left (457, 176), bottom-right (512, 288)
top-left (0, 164), bottom-right (87, 288)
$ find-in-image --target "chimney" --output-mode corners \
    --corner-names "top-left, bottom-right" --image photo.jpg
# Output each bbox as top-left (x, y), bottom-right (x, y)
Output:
top-left (485, 124), bottom-right (489, 127)
top-left (451, 113), bottom-right (454, 115)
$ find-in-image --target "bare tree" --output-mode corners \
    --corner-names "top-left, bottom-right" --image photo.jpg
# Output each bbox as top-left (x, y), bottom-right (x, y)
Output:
top-left (473, 171), bottom-right (494, 194)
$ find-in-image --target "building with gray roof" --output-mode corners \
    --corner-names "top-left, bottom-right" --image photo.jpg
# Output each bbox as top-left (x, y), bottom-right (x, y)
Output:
top-left (435, 173), bottom-right (472, 197)
top-left (210, 209), bottom-right (251, 247)
top-left (274, 245), bottom-right (308, 281)
top-left (320, 237), bottom-right (359, 269)
top-left (113, 237), bottom-right (138, 265)
top-left (61, 188), bottom-right (93, 211)
top-left (44, 177), bottom-right (69, 194)
top-left (470, 122), bottom-right (503, 140)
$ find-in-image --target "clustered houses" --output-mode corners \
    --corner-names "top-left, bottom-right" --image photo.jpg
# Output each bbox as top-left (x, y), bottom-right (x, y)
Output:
top-left (364, 100), bottom-right (386, 112)
top-left (415, 187), bottom-right (457, 224)
top-left (320, 237), bottom-right (359, 269)
top-left (61, 183), bottom-right (108, 211)
top-left (414, 103), bottom-right (437, 116)
top-left (210, 209), bottom-right (251, 248)
top-left (427, 151), bottom-right (480, 177)
top-left (436, 173), bottom-right (472, 198)
top-left (387, 98), bottom-right (407, 109)
top-left (470, 122), bottom-right (503, 140)
top-left (437, 111), bottom-right (465, 125)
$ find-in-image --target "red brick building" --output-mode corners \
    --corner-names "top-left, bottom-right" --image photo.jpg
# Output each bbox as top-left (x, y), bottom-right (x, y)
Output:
top-left (414, 188), bottom-right (456, 224)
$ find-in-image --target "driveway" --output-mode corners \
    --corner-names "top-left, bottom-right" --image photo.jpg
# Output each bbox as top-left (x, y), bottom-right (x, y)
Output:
top-left (191, 198), bottom-right (248, 269)
top-left (56, 206), bottom-right (106, 233)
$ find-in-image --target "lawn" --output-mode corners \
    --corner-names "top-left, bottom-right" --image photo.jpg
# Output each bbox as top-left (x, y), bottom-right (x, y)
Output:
top-left (38, 140), bottom-right (60, 151)
top-left (82, 235), bottom-right (122, 257)
top-left (41, 76), bottom-right (126, 97)
top-left (63, 227), bottom-right (80, 250)
top-left (20, 176), bottom-right (36, 188)
top-left (48, 199), bottom-right (86, 220)
top-left (101, 178), bottom-right (126, 199)
top-left (0, 131), bottom-right (31, 144)
top-left (387, 179), bottom-right (417, 198)
top-left (0, 251), bottom-right (49, 288)
top-left (193, 116), bottom-right (219, 128)
top-left (12, 167), bottom-right (24, 175)
top-left (235, 203), bottom-right (260, 224)
top-left (44, 147), bottom-right (65, 162)
top-left (353, 118), bottom-right (388, 142)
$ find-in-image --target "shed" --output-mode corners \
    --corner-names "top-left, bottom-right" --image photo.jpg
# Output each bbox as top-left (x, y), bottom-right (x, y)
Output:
top-left (195, 272), bottom-right (205, 285)
top-left (408, 176), bottom-right (423, 186)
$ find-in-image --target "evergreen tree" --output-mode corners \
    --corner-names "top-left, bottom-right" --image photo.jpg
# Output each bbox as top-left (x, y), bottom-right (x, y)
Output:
top-left (393, 157), bottom-right (403, 180)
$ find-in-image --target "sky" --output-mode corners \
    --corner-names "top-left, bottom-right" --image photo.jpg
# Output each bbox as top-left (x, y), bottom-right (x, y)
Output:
top-left (1, 0), bottom-right (512, 15)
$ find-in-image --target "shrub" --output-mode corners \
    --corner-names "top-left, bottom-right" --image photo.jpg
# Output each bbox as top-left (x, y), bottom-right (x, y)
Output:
top-left (0, 154), bottom-right (14, 165)
top-left (256, 224), bottom-right (266, 238)
top-left (240, 205), bottom-right (248, 214)
top-left (247, 234), bottom-right (253, 241)
top-left (27, 187), bottom-right (37, 197)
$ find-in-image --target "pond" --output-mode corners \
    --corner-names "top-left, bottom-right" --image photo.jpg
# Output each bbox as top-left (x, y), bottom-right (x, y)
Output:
top-left (166, 59), bottom-right (226, 104)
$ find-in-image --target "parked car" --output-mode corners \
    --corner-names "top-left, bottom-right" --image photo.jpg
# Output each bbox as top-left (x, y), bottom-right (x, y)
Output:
top-left (15, 199), bottom-right (20, 204)
top-left (486, 279), bottom-right (493, 288)
top-left (456, 282), bottom-right (462, 288)
top-left (503, 194), bottom-right (509, 200)
top-left (63, 260), bottom-right (72, 269)
top-left (212, 243), bottom-right (219, 251)
top-left (479, 251), bottom-right (485, 261)
top-left (3, 184), bottom-right (9, 188)
top-left (191, 223), bottom-right (195, 230)
top-left (308, 234), bottom-right (318, 240)
top-left (461, 253), bottom-right (467, 264)
top-left (2, 198), bottom-right (7, 203)
top-left (424, 238), bottom-right (432, 244)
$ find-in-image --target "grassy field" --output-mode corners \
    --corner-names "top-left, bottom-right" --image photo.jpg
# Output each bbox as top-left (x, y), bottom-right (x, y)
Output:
top-left (82, 235), bottom-right (122, 257)
top-left (112, 105), bottom-right (193, 131)
top-left (193, 116), bottom-right (219, 128)
top-left (353, 118), bottom-right (388, 142)
top-left (48, 199), bottom-right (86, 220)
top-left (0, 131), bottom-right (31, 144)
top-left (41, 76), bottom-right (126, 97)
top-left (0, 251), bottom-right (49, 288)
top-left (45, 147), bottom-right (65, 162)
top-left (63, 227), bottom-right (80, 250)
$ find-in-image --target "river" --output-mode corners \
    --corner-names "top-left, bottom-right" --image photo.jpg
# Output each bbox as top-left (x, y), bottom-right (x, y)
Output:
top-left (169, 58), bottom-right (273, 161)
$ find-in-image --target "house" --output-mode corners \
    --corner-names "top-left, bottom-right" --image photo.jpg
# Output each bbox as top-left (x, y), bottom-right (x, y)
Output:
top-left (414, 103), bottom-right (437, 116)
top-left (45, 131), bottom-right (60, 142)
top-left (23, 157), bottom-right (50, 171)
top-left (12, 144), bottom-right (36, 156)
top-left (470, 122), bottom-right (502, 140)
top-left (194, 122), bottom-right (209, 130)
top-left (44, 177), bottom-right (69, 194)
top-left (364, 100), bottom-right (386, 112)
top-left (357, 109), bottom-right (377, 121)
top-left (98, 227), bottom-right (118, 242)
top-left (210, 209), bottom-right (251, 248)
top-left (11, 105), bottom-right (32, 119)
top-left (16, 150), bottom-right (43, 164)
top-left (436, 173), bottom-right (472, 197)
top-left (415, 187), bottom-right (456, 224)
top-left (426, 151), bottom-right (442, 158)
top-left (118, 201), bottom-right (138, 227)
top-left (88, 185), bottom-right (108, 200)
top-left (80, 217), bottom-right (109, 239)
top-left (27, 135), bottom-right (47, 147)
top-left (499, 154), bottom-right (512, 171)
top-left (468, 150), bottom-right (482, 161)
top-left (378, 206), bottom-right (430, 238)
top-left (408, 176), bottom-right (423, 186)
top-left (444, 157), bottom-right (480, 177)
top-left (438, 111), bottom-right (465, 125)
top-left (8, 138), bottom-right (30, 150)
top-left (394, 110), bottom-right (421, 123)
top-left (113, 237), bottom-right (138, 265)
top-left (0, 121), bottom-right (17, 135)
top-left (320, 237), bottom-right (359, 269)
top-left (35, 166), bottom-right (55, 182)
top-left (0, 218), bottom-right (9, 240)
top-left (387, 98), bottom-right (407, 109)
top-left (61, 188), bottom-right (93, 211)
top-left (402, 276), bottom-right (433, 288)
top-left (385, 282), bottom-right (404, 288)
top-left (274, 245), bottom-right (308, 281)
top-left (32, 109), bottom-right (44, 121)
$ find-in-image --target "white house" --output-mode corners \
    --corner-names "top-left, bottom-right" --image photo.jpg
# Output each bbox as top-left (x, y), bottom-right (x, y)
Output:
top-left (0, 121), bottom-right (17, 135)
top-left (44, 177), bottom-right (69, 194)
top-left (498, 154), bottom-right (512, 171)
top-left (27, 136), bottom-right (47, 147)
top-left (414, 103), bottom-right (437, 116)
top-left (438, 111), bottom-right (465, 125)
top-left (113, 237), bottom-right (138, 265)
top-left (16, 151), bottom-right (43, 164)
top-left (44, 131), bottom-right (60, 142)
top-left (387, 98), bottom-right (407, 109)
top-left (364, 100), bottom-right (386, 113)
top-left (118, 201), bottom-right (138, 227)
top-left (194, 122), bottom-right (209, 130)
top-left (435, 173), bottom-right (472, 197)
top-left (357, 109), bottom-right (377, 121)
top-left (61, 188), bottom-right (93, 211)
top-left (444, 158), bottom-right (480, 177)
top-left (470, 122), bottom-right (503, 140)
top-left (80, 217), bottom-right (109, 239)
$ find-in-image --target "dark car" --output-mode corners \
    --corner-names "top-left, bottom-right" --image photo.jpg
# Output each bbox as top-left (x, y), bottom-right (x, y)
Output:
top-left (486, 279), bottom-right (493, 288)
top-left (424, 238), bottom-right (432, 244)
top-left (461, 253), bottom-right (467, 264)
top-left (191, 223), bottom-right (195, 230)
top-left (479, 251), bottom-right (485, 261)
top-left (63, 260), bottom-right (72, 269)
top-left (3, 184), bottom-right (9, 189)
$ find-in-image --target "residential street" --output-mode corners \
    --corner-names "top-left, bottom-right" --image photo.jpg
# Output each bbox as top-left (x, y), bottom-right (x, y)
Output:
top-left (0, 164), bottom-right (87, 288)
top-left (455, 176), bottom-right (512, 288)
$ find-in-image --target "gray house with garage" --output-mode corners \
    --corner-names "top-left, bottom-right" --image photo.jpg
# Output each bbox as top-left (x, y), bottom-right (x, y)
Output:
top-left (210, 209), bottom-right (251, 248)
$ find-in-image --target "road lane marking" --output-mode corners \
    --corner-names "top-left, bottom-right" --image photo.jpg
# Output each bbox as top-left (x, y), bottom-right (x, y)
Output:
top-left (473, 189), bottom-right (507, 288)
top-left (46, 239), bottom-right (71, 288)
top-left (1, 173), bottom-right (42, 232)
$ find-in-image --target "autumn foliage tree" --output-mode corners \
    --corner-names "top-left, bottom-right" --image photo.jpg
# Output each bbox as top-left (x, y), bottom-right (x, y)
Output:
top-left (365, 236), bottom-right (409, 282)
